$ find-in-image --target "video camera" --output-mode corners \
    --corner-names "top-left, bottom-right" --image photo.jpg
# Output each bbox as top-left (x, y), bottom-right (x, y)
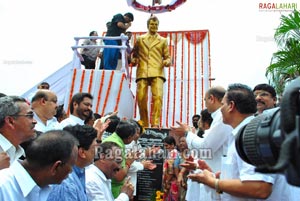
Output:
top-left (235, 77), bottom-right (300, 186)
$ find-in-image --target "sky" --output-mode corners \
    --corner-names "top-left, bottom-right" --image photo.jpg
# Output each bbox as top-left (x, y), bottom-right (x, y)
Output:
top-left (0, 0), bottom-right (293, 95)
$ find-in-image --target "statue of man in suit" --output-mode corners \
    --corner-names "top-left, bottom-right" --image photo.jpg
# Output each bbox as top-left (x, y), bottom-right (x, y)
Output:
top-left (131, 15), bottom-right (171, 128)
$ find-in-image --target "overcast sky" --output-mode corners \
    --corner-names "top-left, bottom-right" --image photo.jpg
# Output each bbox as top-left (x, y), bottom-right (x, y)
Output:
top-left (0, 0), bottom-right (290, 95)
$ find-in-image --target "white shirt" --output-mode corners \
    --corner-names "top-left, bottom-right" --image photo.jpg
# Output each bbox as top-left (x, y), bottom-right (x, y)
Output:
top-left (60, 114), bottom-right (85, 128)
top-left (85, 164), bottom-right (129, 201)
top-left (186, 108), bottom-right (233, 172)
top-left (185, 109), bottom-right (233, 201)
top-left (0, 160), bottom-right (51, 201)
top-left (185, 168), bottom-right (205, 201)
top-left (221, 116), bottom-right (294, 201)
top-left (34, 113), bottom-right (62, 132)
top-left (125, 141), bottom-right (144, 195)
top-left (0, 133), bottom-right (24, 164)
top-left (288, 185), bottom-right (300, 201)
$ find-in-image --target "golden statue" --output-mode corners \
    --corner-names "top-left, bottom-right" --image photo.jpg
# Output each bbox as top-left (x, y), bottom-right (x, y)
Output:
top-left (131, 15), bottom-right (171, 128)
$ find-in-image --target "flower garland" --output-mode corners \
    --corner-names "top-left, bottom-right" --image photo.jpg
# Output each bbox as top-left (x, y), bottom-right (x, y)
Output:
top-left (180, 32), bottom-right (184, 123)
top-left (194, 35), bottom-right (197, 114)
top-left (128, 0), bottom-right (187, 14)
top-left (187, 32), bottom-right (191, 123)
top-left (201, 41), bottom-right (204, 109)
top-left (79, 69), bottom-right (86, 92)
top-left (208, 31), bottom-right (212, 89)
top-left (129, 34), bottom-right (137, 117)
top-left (129, 34), bottom-right (137, 89)
top-left (67, 69), bottom-right (77, 115)
top-left (96, 70), bottom-right (106, 114)
top-left (101, 71), bottom-right (115, 115)
top-left (166, 33), bottom-right (172, 128)
top-left (114, 73), bottom-right (125, 112)
top-left (172, 32), bottom-right (178, 126)
top-left (88, 70), bottom-right (94, 93)
top-left (185, 31), bottom-right (207, 44)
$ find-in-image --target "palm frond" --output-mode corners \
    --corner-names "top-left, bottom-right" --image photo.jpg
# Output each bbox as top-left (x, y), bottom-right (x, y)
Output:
top-left (266, 9), bottom-right (300, 96)
top-left (274, 9), bottom-right (300, 47)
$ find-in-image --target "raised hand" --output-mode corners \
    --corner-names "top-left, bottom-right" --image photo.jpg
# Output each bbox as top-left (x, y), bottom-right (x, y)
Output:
top-left (170, 121), bottom-right (191, 137)
top-left (187, 169), bottom-right (215, 185)
top-left (142, 160), bottom-right (157, 170)
top-left (198, 159), bottom-right (212, 172)
top-left (120, 177), bottom-right (134, 199)
top-left (180, 160), bottom-right (198, 171)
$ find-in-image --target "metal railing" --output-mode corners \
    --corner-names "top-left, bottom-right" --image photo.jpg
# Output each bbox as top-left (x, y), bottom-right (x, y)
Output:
top-left (71, 33), bottom-right (128, 72)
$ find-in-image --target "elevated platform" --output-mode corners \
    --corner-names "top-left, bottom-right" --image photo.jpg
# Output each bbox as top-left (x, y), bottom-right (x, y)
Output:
top-left (22, 30), bottom-right (212, 127)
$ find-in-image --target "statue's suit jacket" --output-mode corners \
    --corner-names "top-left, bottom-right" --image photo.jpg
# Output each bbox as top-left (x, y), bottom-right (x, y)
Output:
top-left (132, 33), bottom-right (171, 82)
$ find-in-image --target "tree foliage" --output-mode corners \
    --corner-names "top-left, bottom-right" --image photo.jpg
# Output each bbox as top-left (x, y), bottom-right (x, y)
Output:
top-left (266, 9), bottom-right (300, 96)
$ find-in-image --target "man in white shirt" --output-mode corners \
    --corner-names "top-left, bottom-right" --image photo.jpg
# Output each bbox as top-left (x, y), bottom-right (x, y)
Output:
top-left (253, 83), bottom-right (300, 200)
top-left (125, 119), bottom-right (157, 198)
top-left (26, 81), bottom-right (50, 103)
top-left (253, 83), bottom-right (277, 115)
top-left (188, 83), bottom-right (293, 201)
top-left (60, 92), bottom-right (93, 128)
top-left (86, 141), bottom-right (134, 201)
top-left (185, 86), bottom-right (232, 172)
top-left (0, 96), bottom-right (37, 169)
top-left (31, 90), bottom-right (62, 132)
top-left (47, 125), bottom-right (98, 201)
top-left (0, 130), bottom-right (79, 201)
top-left (171, 86), bottom-right (233, 200)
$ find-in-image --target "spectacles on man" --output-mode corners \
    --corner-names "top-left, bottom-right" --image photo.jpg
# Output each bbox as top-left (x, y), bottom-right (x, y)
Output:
top-left (11, 113), bottom-right (34, 119)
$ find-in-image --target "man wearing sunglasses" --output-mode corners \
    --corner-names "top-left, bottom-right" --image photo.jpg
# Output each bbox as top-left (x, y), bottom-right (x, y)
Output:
top-left (0, 96), bottom-right (37, 169)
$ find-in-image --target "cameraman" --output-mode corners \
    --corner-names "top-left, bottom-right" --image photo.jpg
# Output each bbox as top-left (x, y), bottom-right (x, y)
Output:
top-left (188, 83), bottom-right (293, 201)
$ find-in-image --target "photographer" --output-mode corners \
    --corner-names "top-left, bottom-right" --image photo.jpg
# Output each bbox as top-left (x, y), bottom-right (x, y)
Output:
top-left (188, 83), bottom-right (293, 200)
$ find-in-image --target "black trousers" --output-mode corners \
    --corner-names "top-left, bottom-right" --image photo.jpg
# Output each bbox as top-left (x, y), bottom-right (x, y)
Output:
top-left (81, 54), bottom-right (96, 69)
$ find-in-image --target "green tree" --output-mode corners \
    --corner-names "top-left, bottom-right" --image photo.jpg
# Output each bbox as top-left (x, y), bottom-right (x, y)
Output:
top-left (266, 9), bottom-right (300, 96)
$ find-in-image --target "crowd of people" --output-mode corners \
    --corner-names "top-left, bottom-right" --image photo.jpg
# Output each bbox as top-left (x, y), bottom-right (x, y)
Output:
top-left (0, 85), bottom-right (156, 201)
top-left (1, 9), bottom-right (299, 201)
top-left (1, 78), bottom-right (299, 201)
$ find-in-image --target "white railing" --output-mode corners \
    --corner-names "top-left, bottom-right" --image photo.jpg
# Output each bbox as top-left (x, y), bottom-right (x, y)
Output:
top-left (71, 33), bottom-right (128, 72)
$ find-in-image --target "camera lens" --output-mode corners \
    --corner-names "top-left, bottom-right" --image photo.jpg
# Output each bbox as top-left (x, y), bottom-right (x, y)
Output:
top-left (235, 108), bottom-right (284, 167)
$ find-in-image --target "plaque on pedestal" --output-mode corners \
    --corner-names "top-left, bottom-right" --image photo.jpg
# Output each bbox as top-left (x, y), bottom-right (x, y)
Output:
top-left (136, 128), bottom-right (169, 201)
